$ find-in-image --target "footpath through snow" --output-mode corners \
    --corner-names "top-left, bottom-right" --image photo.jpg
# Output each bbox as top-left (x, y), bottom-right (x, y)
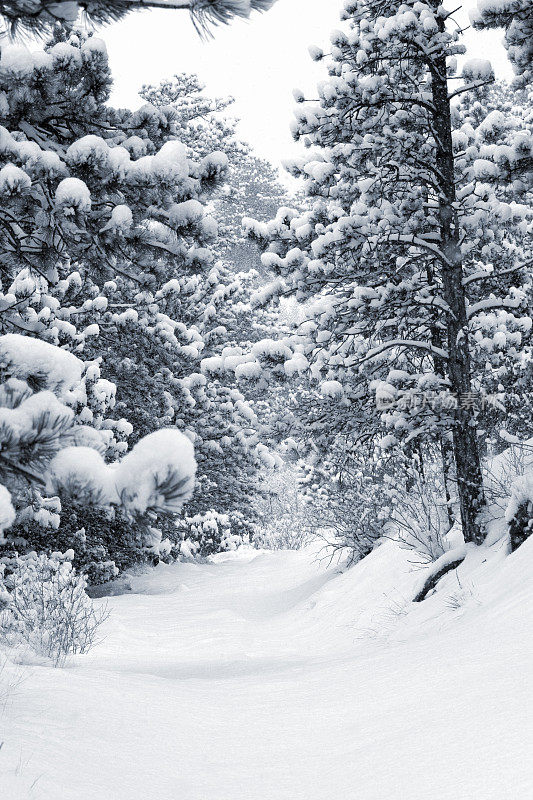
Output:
top-left (1, 536), bottom-right (532, 800)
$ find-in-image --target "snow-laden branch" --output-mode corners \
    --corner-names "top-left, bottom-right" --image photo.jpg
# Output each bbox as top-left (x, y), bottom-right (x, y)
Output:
top-left (362, 339), bottom-right (448, 362)
top-left (447, 78), bottom-right (494, 101)
top-left (0, 0), bottom-right (276, 35)
top-left (467, 297), bottom-right (524, 318)
top-left (463, 258), bottom-right (533, 286)
top-left (385, 234), bottom-right (452, 265)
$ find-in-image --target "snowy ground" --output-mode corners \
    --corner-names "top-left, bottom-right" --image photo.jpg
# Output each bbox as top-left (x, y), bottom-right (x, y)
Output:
top-left (1, 535), bottom-right (532, 799)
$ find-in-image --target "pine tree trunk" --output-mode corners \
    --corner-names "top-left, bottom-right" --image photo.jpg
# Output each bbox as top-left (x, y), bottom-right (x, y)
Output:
top-left (427, 268), bottom-right (455, 532)
top-left (429, 33), bottom-right (486, 545)
top-left (439, 435), bottom-right (455, 530)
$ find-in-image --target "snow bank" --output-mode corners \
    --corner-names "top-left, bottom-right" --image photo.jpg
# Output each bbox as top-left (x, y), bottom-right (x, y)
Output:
top-left (2, 532), bottom-right (532, 799)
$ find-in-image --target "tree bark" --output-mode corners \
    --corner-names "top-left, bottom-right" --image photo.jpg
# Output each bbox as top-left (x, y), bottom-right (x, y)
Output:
top-left (413, 555), bottom-right (466, 602)
top-left (439, 435), bottom-right (455, 530)
top-left (426, 261), bottom-right (456, 533)
top-left (429, 19), bottom-right (486, 544)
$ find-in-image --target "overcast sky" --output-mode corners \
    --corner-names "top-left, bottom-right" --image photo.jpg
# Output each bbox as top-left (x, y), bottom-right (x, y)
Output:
top-left (102, 0), bottom-right (513, 169)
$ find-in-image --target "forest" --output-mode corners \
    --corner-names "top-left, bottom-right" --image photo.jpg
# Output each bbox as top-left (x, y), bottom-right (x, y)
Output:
top-left (0, 1), bottom-right (531, 798)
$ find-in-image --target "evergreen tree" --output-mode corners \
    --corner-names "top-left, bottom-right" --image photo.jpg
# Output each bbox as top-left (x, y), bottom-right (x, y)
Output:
top-left (0, 29), bottom-right (266, 572)
top-left (131, 72), bottom-right (293, 540)
top-left (0, 333), bottom-right (197, 578)
top-left (242, 0), bottom-right (532, 544)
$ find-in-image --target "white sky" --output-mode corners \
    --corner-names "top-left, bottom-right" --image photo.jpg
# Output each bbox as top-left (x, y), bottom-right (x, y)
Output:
top-left (101, 0), bottom-right (513, 169)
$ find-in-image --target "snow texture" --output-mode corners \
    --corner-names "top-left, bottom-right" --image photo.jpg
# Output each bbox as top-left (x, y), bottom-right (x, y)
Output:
top-left (1, 535), bottom-right (532, 799)
top-left (114, 428), bottom-right (197, 515)
top-left (0, 483), bottom-right (15, 537)
top-left (0, 334), bottom-right (83, 394)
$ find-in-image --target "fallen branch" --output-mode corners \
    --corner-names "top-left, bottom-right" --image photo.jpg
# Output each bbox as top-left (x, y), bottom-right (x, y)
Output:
top-left (413, 545), bottom-right (467, 602)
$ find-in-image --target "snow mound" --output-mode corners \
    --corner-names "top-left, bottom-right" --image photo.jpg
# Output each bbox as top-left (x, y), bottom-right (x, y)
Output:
top-left (1, 533), bottom-right (531, 799)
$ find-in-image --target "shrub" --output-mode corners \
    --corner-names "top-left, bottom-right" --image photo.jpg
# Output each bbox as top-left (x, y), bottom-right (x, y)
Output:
top-left (176, 509), bottom-right (250, 557)
top-left (297, 447), bottom-right (453, 565)
top-left (506, 471), bottom-right (533, 552)
top-left (0, 552), bottom-right (108, 666)
top-left (299, 455), bottom-right (393, 565)
top-left (255, 466), bottom-right (311, 551)
top-left (387, 465), bottom-right (448, 564)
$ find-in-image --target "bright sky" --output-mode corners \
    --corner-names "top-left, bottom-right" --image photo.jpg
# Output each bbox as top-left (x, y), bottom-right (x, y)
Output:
top-left (102, 0), bottom-right (513, 170)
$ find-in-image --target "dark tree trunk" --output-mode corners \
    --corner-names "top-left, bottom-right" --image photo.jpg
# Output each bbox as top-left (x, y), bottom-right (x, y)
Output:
top-left (439, 435), bottom-right (455, 530)
top-left (429, 22), bottom-right (486, 544)
top-left (427, 262), bottom-right (456, 533)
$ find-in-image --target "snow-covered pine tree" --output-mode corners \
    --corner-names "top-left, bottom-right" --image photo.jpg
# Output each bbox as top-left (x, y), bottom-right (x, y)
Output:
top-left (0, 1), bottom-right (276, 35)
top-left (243, 0), bottom-right (532, 545)
top-left (0, 28), bottom-right (243, 572)
top-left (471, 0), bottom-right (532, 88)
top-left (108, 72), bottom-right (292, 548)
top-left (454, 81), bottom-right (533, 447)
top-left (140, 72), bottom-right (288, 257)
top-left (0, 28), bottom-right (230, 336)
top-left (0, 333), bottom-right (197, 580)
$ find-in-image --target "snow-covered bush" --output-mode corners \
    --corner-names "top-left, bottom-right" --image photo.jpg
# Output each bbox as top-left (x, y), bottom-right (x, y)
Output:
top-left (387, 466), bottom-right (449, 564)
top-left (297, 450), bottom-right (393, 565)
top-left (295, 443), bottom-right (453, 566)
top-left (506, 470), bottom-right (533, 552)
top-left (255, 466), bottom-right (311, 550)
top-left (177, 509), bottom-right (249, 557)
top-left (0, 551), bottom-right (108, 665)
top-left (11, 501), bottom-right (145, 584)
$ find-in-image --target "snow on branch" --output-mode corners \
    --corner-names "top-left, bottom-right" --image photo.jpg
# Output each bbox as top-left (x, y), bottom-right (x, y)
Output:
top-left (0, 0), bottom-right (276, 36)
top-left (463, 258), bottom-right (533, 286)
top-left (363, 339), bottom-right (448, 362)
top-left (384, 234), bottom-right (452, 265)
top-left (467, 296), bottom-right (524, 318)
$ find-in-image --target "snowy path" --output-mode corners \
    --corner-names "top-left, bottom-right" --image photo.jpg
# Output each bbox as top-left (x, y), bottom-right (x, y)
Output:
top-left (2, 541), bottom-right (533, 800)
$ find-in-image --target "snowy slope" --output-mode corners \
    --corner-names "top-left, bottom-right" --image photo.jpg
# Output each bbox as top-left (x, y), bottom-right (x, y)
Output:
top-left (1, 536), bottom-right (532, 800)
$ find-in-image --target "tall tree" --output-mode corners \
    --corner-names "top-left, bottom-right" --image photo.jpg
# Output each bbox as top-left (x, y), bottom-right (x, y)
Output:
top-left (0, 28), bottom-right (268, 573)
top-left (242, 0), bottom-right (532, 544)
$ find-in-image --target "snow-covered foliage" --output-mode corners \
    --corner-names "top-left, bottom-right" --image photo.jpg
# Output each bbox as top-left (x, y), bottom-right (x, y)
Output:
top-left (0, 29), bottom-right (284, 573)
top-left (115, 429), bottom-right (196, 516)
top-left (0, 31), bottom-right (228, 338)
top-left (254, 465), bottom-right (311, 551)
top-left (243, 0), bottom-right (533, 545)
top-left (0, 1), bottom-right (277, 36)
top-left (177, 509), bottom-right (250, 557)
top-left (0, 484), bottom-right (15, 538)
top-left (471, 0), bottom-right (532, 87)
top-left (101, 70), bottom-right (292, 540)
top-left (505, 465), bottom-right (533, 551)
top-left (0, 333), bottom-right (198, 580)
